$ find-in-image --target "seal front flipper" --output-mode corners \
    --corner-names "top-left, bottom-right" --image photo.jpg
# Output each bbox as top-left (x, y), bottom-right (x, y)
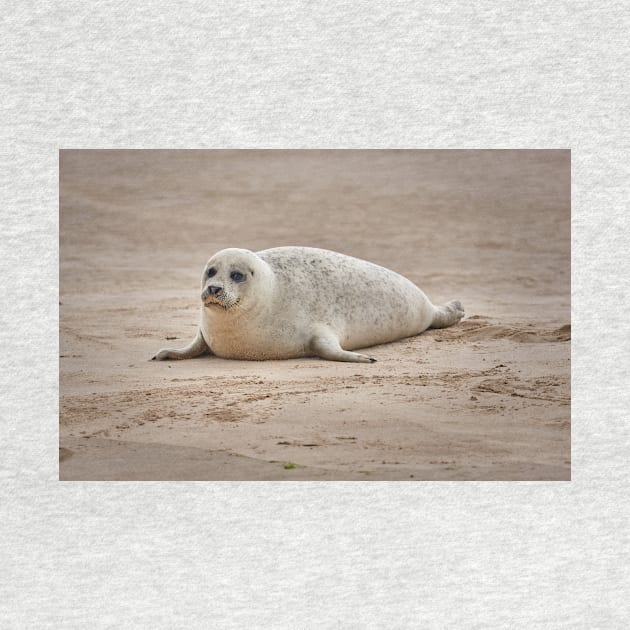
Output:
top-left (310, 334), bottom-right (376, 364)
top-left (152, 328), bottom-right (211, 361)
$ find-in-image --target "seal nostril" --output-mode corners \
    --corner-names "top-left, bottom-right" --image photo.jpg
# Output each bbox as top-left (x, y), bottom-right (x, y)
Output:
top-left (208, 285), bottom-right (222, 296)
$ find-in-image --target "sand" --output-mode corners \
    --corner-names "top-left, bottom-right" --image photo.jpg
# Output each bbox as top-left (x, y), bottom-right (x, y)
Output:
top-left (59, 150), bottom-right (570, 480)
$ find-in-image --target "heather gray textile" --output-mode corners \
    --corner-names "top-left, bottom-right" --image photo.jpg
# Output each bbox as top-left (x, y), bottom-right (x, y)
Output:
top-left (2, 2), bottom-right (629, 627)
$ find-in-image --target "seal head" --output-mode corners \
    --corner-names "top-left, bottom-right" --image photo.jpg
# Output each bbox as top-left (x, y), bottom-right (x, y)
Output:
top-left (200, 248), bottom-right (274, 314)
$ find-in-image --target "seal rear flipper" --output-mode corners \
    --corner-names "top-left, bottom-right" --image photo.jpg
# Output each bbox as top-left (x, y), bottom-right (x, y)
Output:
top-left (429, 300), bottom-right (465, 329)
top-left (310, 334), bottom-right (376, 363)
top-left (152, 328), bottom-right (211, 361)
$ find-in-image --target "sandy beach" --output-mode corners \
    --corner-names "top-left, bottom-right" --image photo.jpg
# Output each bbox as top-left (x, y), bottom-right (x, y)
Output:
top-left (59, 150), bottom-right (570, 480)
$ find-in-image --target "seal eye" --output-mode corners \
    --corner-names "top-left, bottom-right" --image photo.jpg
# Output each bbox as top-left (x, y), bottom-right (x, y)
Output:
top-left (230, 271), bottom-right (245, 283)
top-left (207, 267), bottom-right (217, 278)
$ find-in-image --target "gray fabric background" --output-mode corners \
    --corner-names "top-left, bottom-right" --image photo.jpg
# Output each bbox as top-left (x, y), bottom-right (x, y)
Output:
top-left (2, 1), bottom-right (628, 627)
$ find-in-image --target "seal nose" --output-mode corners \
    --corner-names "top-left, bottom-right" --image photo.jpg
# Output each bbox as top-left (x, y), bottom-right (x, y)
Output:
top-left (207, 285), bottom-right (223, 296)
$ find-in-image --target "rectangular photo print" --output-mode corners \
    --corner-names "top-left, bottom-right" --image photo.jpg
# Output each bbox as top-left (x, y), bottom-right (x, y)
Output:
top-left (59, 150), bottom-right (570, 480)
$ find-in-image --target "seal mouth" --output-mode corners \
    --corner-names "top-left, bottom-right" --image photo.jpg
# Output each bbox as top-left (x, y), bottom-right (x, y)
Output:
top-left (204, 298), bottom-right (226, 309)
top-left (203, 297), bottom-right (240, 311)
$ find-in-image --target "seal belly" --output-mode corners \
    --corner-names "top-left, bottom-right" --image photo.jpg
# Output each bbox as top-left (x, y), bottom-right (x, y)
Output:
top-left (201, 316), bottom-right (307, 360)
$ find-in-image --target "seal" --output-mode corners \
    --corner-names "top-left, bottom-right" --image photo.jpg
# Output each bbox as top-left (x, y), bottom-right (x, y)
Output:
top-left (152, 246), bottom-right (464, 363)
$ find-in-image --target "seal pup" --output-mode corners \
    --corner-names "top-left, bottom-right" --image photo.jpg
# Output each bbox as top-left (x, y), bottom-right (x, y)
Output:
top-left (152, 246), bottom-right (464, 363)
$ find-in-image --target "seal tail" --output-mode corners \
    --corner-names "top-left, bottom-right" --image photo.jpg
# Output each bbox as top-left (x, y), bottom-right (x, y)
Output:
top-left (430, 299), bottom-right (465, 329)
